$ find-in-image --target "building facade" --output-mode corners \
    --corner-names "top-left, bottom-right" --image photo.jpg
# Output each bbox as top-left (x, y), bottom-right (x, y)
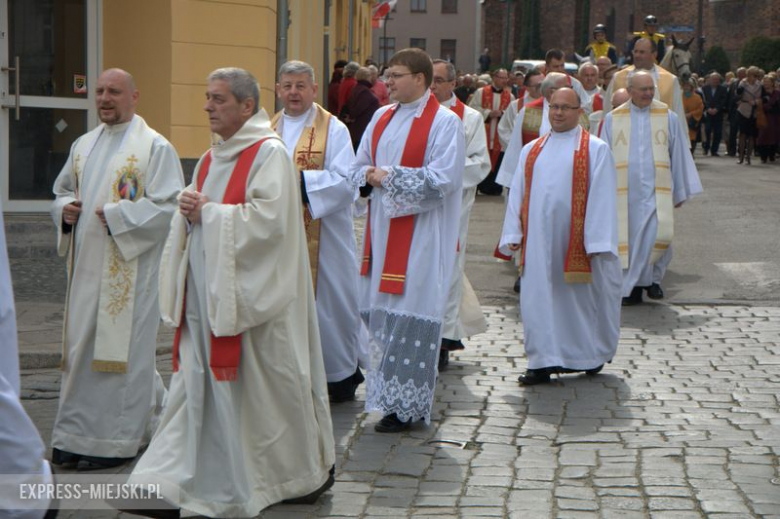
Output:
top-left (482, 0), bottom-right (780, 69)
top-left (371, 0), bottom-right (481, 72)
top-left (1, 0), bottom-right (373, 213)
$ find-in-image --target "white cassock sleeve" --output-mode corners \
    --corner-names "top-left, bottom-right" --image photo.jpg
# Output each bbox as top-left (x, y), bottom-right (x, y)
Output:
top-left (103, 137), bottom-right (184, 262)
top-left (585, 140), bottom-right (619, 256)
top-left (51, 141), bottom-right (80, 257)
top-left (498, 142), bottom-right (532, 254)
top-left (199, 142), bottom-right (303, 337)
top-left (302, 119), bottom-right (357, 219)
top-left (667, 111), bottom-right (704, 204)
top-left (496, 107), bottom-right (526, 187)
top-left (0, 204), bottom-right (20, 394)
top-left (378, 114), bottom-right (466, 218)
top-left (463, 109), bottom-right (492, 189)
top-left (497, 102), bottom-right (518, 149)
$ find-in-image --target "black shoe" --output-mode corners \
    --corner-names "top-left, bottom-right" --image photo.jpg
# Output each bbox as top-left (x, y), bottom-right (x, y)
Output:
top-left (374, 413), bottom-right (412, 433)
top-left (51, 448), bottom-right (80, 467)
top-left (517, 369), bottom-right (551, 386)
top-left (703, 149), bottom-right (709, 156)
top-left (585, 364), bottom-right (604, 376)
top-left (645, 283), bottom-right (664, 300)
top-left (438, 349), bottom-right (450, 371)
top-left (441, 338), bottom-right (465, 351)
top-left (622, 286), bottom-right (643, 306)
top-left (513, 275), bottom-right (521, 293)
top-left (282, 469), bottom-right (335, 505)
top-left (711, 152), bottom-right (720, 157)
top-left (328, 367), bottom-right (365, 403)
top-left (76, 455), bottom-right (133, 471)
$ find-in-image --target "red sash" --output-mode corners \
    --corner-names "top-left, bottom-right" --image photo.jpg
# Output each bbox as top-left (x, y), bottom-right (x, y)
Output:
top-left (592, 93), bottom-right (603, 112)
top-left (516, 94), bottom-right (525, 111)
top-left (482, 87), bottom-right (511, 169)
top-left (360, 94), bottom-right (440, 294)
top-left (173, 139), bottom-right (268, 381)
top-left (450, 97), bottom-right (465, 120)
top-left (519, 129), bottom-right (592, 282)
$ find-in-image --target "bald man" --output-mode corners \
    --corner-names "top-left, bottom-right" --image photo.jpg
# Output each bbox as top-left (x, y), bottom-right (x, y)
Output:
top-left (51, 68), bottom-right (184, 470)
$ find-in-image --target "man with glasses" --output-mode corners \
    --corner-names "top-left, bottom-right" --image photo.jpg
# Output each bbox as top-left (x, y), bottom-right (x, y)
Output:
top-left (498, 68), bottom-right (544, 150)
top-left (498, 87), bottom-right (622, 385)
top-left (430, 59), bottom-right (491, 369)
top-left (349, 48), bottom-right (465, 432)
top-left (469, 68), bottom-right (515, 195)
top-left (601, 71), bottom-right (702, 306)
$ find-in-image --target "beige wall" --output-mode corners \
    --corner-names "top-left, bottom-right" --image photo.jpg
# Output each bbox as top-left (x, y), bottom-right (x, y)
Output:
top-left (103, 0), bottom-right (372, 159)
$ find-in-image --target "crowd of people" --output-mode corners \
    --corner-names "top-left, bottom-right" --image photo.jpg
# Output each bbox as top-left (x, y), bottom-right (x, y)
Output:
top-left (3, 14), bottom-right (775, 517)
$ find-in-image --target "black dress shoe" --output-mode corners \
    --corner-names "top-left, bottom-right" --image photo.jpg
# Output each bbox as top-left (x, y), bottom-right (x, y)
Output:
top-left (517, 369), bottom-right (551, 385)
top-left (328, 367), bottom-right (365, 403)
top-left (51, 448), bottom-right (80, 467)
top-left (621, 286), bottom-right (643, 306)
top-left (513, 275), bottom-right (521, 293)
top-left (76, 455), bottom-right (133, 471)
top-left (645, 283), bottom-right (664, 300)
top-left (438, 349), bottom-right (450, 371)
top-left (374, 413), bottom-right (412, 433)
top-left (585, 364), bottom-right (604, 376)
top-left (441, 338), bottom-right (465, 351)
top-left (282, 468), bottom-right (335, 505)
top-left (711, 152), bottom-right (720, 157)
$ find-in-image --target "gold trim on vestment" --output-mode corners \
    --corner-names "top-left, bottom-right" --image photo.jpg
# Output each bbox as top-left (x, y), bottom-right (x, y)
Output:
top-left (91, 360), bottom-right (128, 374)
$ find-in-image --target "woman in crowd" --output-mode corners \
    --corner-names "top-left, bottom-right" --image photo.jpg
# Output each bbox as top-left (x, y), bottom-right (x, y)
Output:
top-left (736, 66), bottom-right (762, 165)
top-left (757, 74), bottom-right (780, 163)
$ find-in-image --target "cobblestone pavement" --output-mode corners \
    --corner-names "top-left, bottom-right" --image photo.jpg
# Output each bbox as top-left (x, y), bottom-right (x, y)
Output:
top-left (20, 303), bottom-right (780, 518)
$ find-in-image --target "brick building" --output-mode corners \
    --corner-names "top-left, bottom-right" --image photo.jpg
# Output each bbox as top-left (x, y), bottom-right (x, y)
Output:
top-left (481, 0), bottom-right (780, 70)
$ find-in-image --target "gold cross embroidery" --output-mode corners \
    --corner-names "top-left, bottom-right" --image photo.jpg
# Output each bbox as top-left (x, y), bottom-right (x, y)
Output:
top-left (126, 154), bottom-right (139, 167)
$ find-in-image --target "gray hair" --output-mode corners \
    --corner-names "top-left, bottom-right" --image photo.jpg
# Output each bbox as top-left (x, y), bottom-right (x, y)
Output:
top-left (278, 60), bottom-right (316, 83)
top-left (432, 59), bottom-right (456, 81)
top-left (207, 67), bottom-right (260, 114)
top-left (356, 67), bottom-right (372, 82)
top-left (578, 62), bottom-right (598, 75)
top-left (627, 70), bottom-right (654, 90)
top-left (708, 71), bottom-right (723, 82)
top-left (343, 61), bottom-right (360, 78)
top-left (540, 72), bottom-right (568, 98)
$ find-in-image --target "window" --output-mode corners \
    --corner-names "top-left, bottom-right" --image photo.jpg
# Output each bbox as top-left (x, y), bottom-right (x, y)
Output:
top-left (379, 37), bottom-right (396, 64)
top-left (442, 0), bottom-right (458, 14)
top-left (411, 0), bottom-right (427, 13)
top-left (440, 39), bottom-right (457, 67)
top-left (410, 38), bottom-right (427, 51)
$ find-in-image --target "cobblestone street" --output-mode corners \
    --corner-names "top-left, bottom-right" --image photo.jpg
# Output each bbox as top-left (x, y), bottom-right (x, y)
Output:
top-left (20, 303), bottom-right (780, 518)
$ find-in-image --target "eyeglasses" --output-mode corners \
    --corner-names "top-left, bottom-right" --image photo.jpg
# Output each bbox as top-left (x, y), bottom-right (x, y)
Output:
top-left (548, 104), bottom-right (581, 112)
top-left (383, 72), bottom-right (415, 82)
top-left (432, 77), bottom-right (453, 84)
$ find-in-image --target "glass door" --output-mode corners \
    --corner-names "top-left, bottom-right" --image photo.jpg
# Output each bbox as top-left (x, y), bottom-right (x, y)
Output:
top-left (1, 0), bottom-right (98, 212)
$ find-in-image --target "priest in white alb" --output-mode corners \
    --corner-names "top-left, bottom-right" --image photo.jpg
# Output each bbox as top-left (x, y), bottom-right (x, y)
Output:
top-left (127, 68), bottom-right (335, 517)
top-left (497, 68), bottom-right (544, 151)
top-left (601, 71), bottom-right (703, 305)
top-left (498, 88), bottom-right (622, 386)
top-left (350, 48), bottom-right (465, 432)
top-left (50, 68), bottom-right (183, 471)
top-left (272, 60), bottom-right (364, 403)
top-left (1, 201), bottom-right (54, 518)
top-left (431, 59), bottom-right (490, 369)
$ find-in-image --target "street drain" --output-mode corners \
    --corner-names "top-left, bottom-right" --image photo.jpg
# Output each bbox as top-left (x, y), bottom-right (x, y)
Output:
top-left (427, 439), bottom-right (468, 449)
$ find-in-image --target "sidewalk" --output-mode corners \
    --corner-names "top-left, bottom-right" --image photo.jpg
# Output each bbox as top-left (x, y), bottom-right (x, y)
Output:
top-left (20, 302), bottom-right (780, 518)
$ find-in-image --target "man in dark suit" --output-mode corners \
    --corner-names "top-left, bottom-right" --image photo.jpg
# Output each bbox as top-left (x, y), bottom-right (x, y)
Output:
top-left (702, 72), bottom-right (728, 156)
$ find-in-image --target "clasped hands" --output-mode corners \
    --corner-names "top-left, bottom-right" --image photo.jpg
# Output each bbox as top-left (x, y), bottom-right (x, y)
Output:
top-left (179, 190), bottom-right (210, 224)
top-left (365, 167), bottom-right (389, 188)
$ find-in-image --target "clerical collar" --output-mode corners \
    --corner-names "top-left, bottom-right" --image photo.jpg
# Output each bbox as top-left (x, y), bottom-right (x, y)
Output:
top-left (444, 94), bottom-right (457, 108)
top-left (630, 102), bottom-right (652, 113)
top-left (105, 118), bottom-right (133, 134)
top-left (282, 108), bottom-right (311, 124)
top-left (398, 89), bottom-right (431, 118)
top-left (491, 86), bottom-right (503, 94)
top-left (551, 126), bottom-right (580, 138)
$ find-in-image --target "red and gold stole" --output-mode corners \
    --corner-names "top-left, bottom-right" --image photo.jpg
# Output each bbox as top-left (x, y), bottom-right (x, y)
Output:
top-left (519, 128), bottom-right (593, 283)
top-left (521, 97), bottom-right (545, 145)
top-left (360, 93), bottom-right (440, 294)
top-left (172, 138), bottom-right (269, 381)
top-left (482, 86), bottom-right (511, 169)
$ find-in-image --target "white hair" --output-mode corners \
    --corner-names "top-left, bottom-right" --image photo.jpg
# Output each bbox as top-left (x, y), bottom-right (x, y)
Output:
top-left (627, 70), bottom-right (654, 89)
top-left (208, 67), bottom-right (260, 114)
top-left (578, 62), bottom-right (598, 75)
top-left (278, 60), bottom-right (316, 83)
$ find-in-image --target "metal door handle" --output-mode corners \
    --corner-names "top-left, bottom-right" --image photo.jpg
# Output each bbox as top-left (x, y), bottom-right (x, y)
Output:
top-left (1, 56), bottom-right (21, 120)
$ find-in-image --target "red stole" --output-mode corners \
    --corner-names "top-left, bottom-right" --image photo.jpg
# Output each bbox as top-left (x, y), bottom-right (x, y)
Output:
top-left (482, 87), bottom-right (511, 169)
top-left (450, 96), bottom-right (465, 120)
top-left (172, 139), bottom-right (268, 381)
top-left (519, 129), bottom-right (592, 282)
top-left (592, 93), bottom-right (603, 112)
top-left (360, 94), bottom-right (440, 294)
top-left (522, 97), bottom-right (545, 145)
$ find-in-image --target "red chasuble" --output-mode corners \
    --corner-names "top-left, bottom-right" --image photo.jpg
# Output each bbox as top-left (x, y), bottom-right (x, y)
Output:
top-left (519, 129), bottom-right (593, 283)
top-left (360, 94), bottom-right (440, 294)
top-left (173, 138), bottom-right (269, 381)
top-left (482, 87), bottom-right (511, 169)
